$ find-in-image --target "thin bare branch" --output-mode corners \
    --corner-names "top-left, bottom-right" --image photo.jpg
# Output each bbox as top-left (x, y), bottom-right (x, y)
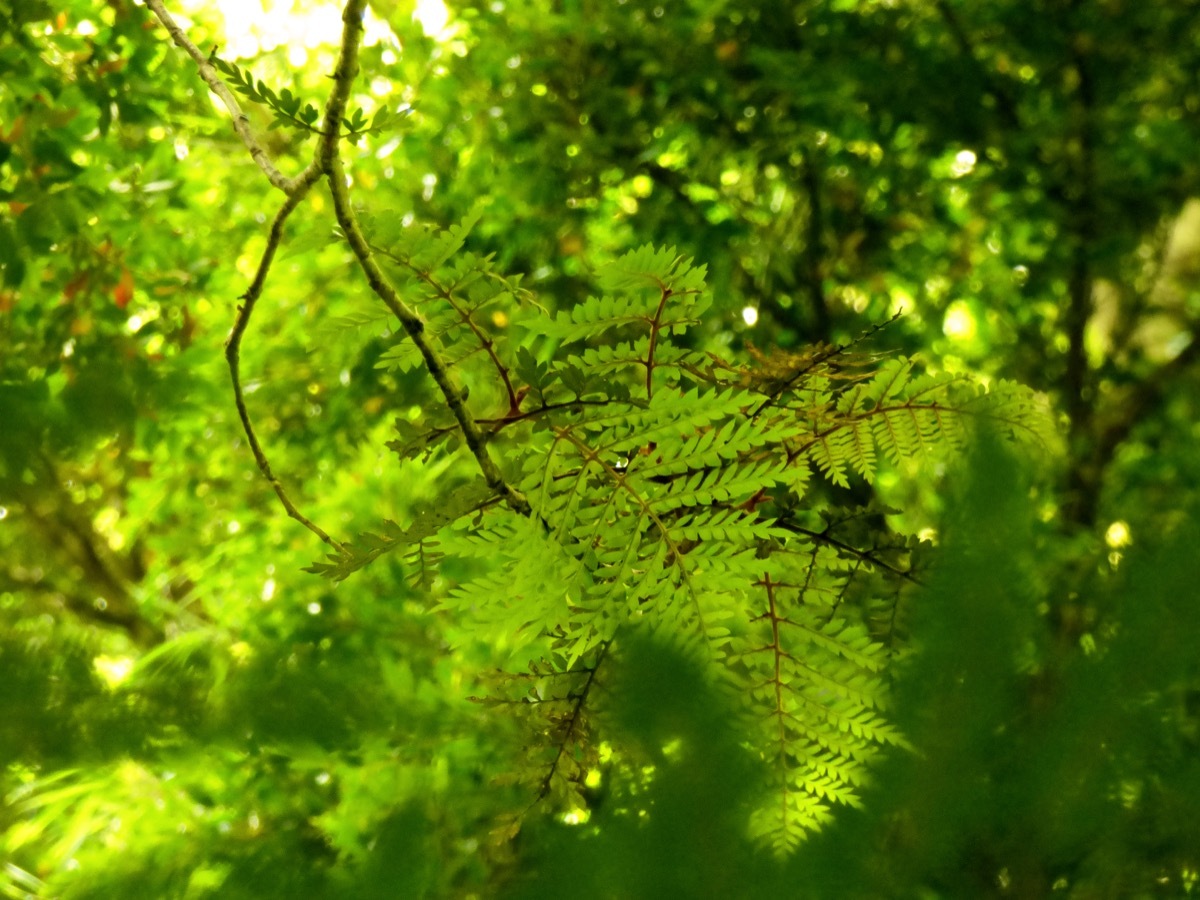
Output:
top-left (752, 314), bottom-right (901, 420)
top-left (800, 145), bottom-right (831, 342)
top-left (145, 2), bottom-right (339, 545)
top-left (225, 182), bottom-right (341, 549)
top-left (776, 520), bottom-right (924, 587)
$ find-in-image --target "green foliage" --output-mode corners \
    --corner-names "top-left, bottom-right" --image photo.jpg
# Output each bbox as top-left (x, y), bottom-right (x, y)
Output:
top-left (507, 440), bottom-right (1200, 897)
top-left (2, 0), bottom-right (1199, 896)
top-left (305, 478), bottom-right (493, 583)
top-left (209, 52), bottom-right (407, 140)
top-left (797, 437), bottom-right (1200, 897)
top-left (312, 231), bottom-right (1053, 852)
top-left (208, 54), bottom-right (322, 133)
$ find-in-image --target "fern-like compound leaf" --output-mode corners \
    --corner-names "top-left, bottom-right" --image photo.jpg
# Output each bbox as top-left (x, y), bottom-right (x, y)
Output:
top-left (305, 234), bottom-right (1059, 852)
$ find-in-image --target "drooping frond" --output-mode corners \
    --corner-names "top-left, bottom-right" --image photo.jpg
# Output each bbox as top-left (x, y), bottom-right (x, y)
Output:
top-left (470, 642), bottom-right (611, 814)
top-left (730, 549), bottom-right (906, 854)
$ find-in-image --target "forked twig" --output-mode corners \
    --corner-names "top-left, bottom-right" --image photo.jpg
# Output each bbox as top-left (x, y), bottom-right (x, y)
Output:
top-left (145, 0), bottom-right (337, 546)
top-left (144, 0), bottom-right (304, 194)
top-left (149, 0), bottom-right (533, 533)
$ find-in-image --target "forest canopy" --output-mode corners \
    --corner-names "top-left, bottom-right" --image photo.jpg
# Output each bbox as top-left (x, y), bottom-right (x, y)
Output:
top-left (2, 0), bottom-right (1199, 897)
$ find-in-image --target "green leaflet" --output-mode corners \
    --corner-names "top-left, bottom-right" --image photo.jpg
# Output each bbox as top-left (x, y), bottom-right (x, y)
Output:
top-left (304, 480), bottom-right (495, 583)
top-left (595, 243), bottom-right (708, 295)
top-left (540, 244), bottom-right (710, 348)
top-left (786, 359), bottom-right (1057, 488)
top-left (362, 205), bottom-right (538, 411)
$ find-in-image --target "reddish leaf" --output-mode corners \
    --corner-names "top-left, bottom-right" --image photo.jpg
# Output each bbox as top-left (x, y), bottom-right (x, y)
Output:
top-left (113, 267), bottom-right (134, 309)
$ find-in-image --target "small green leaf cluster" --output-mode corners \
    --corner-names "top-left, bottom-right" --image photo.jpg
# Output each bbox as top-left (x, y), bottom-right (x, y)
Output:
top-left (208, 53), bottom-right (406, 140)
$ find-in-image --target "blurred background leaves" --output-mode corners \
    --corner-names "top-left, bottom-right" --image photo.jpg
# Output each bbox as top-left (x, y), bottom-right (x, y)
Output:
top-left (2, 0), bottom-right (1199, 896)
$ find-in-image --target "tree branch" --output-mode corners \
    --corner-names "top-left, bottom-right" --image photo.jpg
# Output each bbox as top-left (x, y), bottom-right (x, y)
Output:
top-left (1063, 28), bottom-right (1100, 525)
top-left (144, 0), bottom-right (305, 194)
top-left (317, 0), bottom-right (531, 516)
top-left (146, 2), bottom-right (344, 547)
top-left (6, 491), bottom-right (165, 647)
top-left (226, 184), bottom-right (340, 548)
top-left (373, 246), bottom-right (521, 413)
top-left (932, 0), bottom-right (1021, 131)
